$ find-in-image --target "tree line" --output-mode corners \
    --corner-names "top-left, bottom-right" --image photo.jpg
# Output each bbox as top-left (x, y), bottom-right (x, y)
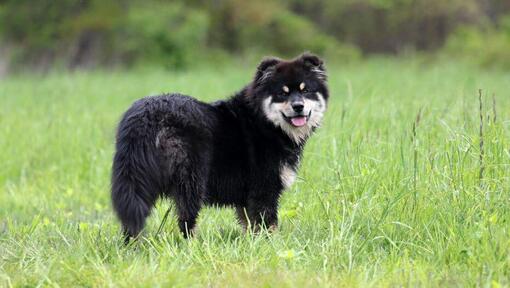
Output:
top-left (0, 0), bottom-right (508, 72)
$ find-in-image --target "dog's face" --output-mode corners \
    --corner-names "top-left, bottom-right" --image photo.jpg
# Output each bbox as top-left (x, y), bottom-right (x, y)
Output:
top-left (251, 53), bottom-right (329, 144)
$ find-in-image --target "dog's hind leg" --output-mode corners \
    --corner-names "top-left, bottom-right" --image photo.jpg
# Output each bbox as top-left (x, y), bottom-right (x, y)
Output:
top-left (156, 128), bottom-right (207, 238)
top-left (172, 156), bottom-right (209, 238)
top-left (174, 176), bottom-right (204, 238)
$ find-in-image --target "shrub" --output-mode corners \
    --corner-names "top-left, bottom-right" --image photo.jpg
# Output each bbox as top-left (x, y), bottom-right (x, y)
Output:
top-left (444, 15), bottom-right (510, 69)
top-left (122, 2), bottom-right (209, 69)
top-left (0, 0), bottom-right (210, 71)
top-left (268, 10), bottom-right (360, 61)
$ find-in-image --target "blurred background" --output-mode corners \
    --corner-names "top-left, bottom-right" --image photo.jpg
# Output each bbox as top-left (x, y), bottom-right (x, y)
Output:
top-left (0, 0), bottom-right (509, 76)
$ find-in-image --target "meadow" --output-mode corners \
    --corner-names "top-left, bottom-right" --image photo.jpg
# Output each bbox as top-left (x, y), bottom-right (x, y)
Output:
top-left (0, 59), bottom-right (509, 287)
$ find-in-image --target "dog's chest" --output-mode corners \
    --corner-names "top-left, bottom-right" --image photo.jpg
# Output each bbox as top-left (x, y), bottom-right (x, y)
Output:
top-left (280, 163), bottom-right (297, 189)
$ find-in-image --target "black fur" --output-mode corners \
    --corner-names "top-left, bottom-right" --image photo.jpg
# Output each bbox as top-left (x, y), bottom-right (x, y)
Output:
top-left (111, 53), bottom-right (329, 241)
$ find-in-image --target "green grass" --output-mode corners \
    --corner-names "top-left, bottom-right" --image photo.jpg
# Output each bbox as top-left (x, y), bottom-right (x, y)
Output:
top-left (1, 59), bottom-right (509, 287)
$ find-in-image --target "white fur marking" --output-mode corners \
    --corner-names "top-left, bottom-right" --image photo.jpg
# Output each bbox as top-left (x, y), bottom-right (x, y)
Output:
top-left (307, 92), bottom-right (327, 128)
top-left (283, 85), bottom-right (290, 93)
top-left (299, 82), bottom-right (305, 91)
top-left (280, 164), bottom-right (297, 189)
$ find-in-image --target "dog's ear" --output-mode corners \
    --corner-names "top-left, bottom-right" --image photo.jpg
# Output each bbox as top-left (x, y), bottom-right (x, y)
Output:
top-left (300, 52), bottom-right (326, 81)
top-left (254, 57), bottom-right (280, 84)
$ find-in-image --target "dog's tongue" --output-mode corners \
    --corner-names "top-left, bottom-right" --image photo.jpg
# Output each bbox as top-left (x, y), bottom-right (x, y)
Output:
top-left (290, 116), bottom-right (307, 127)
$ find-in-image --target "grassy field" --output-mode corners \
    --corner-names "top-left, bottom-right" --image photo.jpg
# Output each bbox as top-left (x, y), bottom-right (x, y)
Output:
top-left (1, 59), bottom-right (509, 287)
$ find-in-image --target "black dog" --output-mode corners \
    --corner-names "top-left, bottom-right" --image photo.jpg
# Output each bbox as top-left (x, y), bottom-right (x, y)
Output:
top-left (111, 53), bottom-right (329, 241)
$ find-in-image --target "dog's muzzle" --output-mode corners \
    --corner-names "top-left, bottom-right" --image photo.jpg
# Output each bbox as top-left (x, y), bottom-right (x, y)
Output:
top-left (282, 110), bottom-right (311, 127)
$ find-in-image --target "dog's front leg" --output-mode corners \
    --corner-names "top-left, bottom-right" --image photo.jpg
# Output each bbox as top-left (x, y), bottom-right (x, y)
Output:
top-left (245, 193), bottom-right (280, 233)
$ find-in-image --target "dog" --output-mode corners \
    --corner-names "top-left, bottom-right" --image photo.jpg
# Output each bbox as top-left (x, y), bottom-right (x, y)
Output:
top-left (111, 53), bottom-right (329, 241)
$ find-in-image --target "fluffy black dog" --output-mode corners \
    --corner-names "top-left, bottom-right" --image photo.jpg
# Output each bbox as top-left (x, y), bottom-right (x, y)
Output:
top-left (111, 53), bottom-right (328, 241)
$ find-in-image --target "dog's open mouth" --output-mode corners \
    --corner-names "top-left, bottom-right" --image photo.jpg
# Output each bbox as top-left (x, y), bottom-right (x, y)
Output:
top-left (282, 111), bottom-right (311, 127)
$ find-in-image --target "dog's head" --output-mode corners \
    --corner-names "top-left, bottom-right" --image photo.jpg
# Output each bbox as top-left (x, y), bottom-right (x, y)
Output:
top-left (250, 53), bottom-right (329, 144)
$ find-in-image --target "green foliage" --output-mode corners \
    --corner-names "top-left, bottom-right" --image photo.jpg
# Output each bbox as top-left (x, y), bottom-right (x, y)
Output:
top-left (0, 0), bottom-right (212, 70)
top-left (0, 0), bottom-right (509, 71)
top-left (0, 0), bottom-right (356, 71)
top-left (200, 0), bottom-right (357, 60)
top-left (0, 0), bottom-right (77, 46)
top-left (1, 60), bottom-right (509, 286)
top-left (444, 15), bottom-right (510, 69)
top-left (122, 2), bottom-right (209, 69)
top-left (267, 10), bottom-right (360, 61)
top-left (306, 0), bottom-right (486, 53)
top-left (0, 0), bottom-right (81, 68)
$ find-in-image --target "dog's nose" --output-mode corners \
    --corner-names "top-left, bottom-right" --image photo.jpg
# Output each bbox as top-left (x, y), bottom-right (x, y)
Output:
top-left (292, 102), bottom-right (304, 113)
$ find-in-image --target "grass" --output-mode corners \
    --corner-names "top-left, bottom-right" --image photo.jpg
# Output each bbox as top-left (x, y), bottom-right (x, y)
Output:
top-left (0, 58), bottom-right (509, 287)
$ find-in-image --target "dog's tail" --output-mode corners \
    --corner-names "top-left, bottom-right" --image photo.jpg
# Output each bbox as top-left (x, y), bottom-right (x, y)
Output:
top-left (111, 105), bottom-right (161, 242)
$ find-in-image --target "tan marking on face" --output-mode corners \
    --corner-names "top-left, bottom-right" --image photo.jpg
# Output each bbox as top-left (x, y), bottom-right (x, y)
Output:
top-left (282, 85), bottom-right (289, 93)
top-left (299, 82), bottom-right (305, 91)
